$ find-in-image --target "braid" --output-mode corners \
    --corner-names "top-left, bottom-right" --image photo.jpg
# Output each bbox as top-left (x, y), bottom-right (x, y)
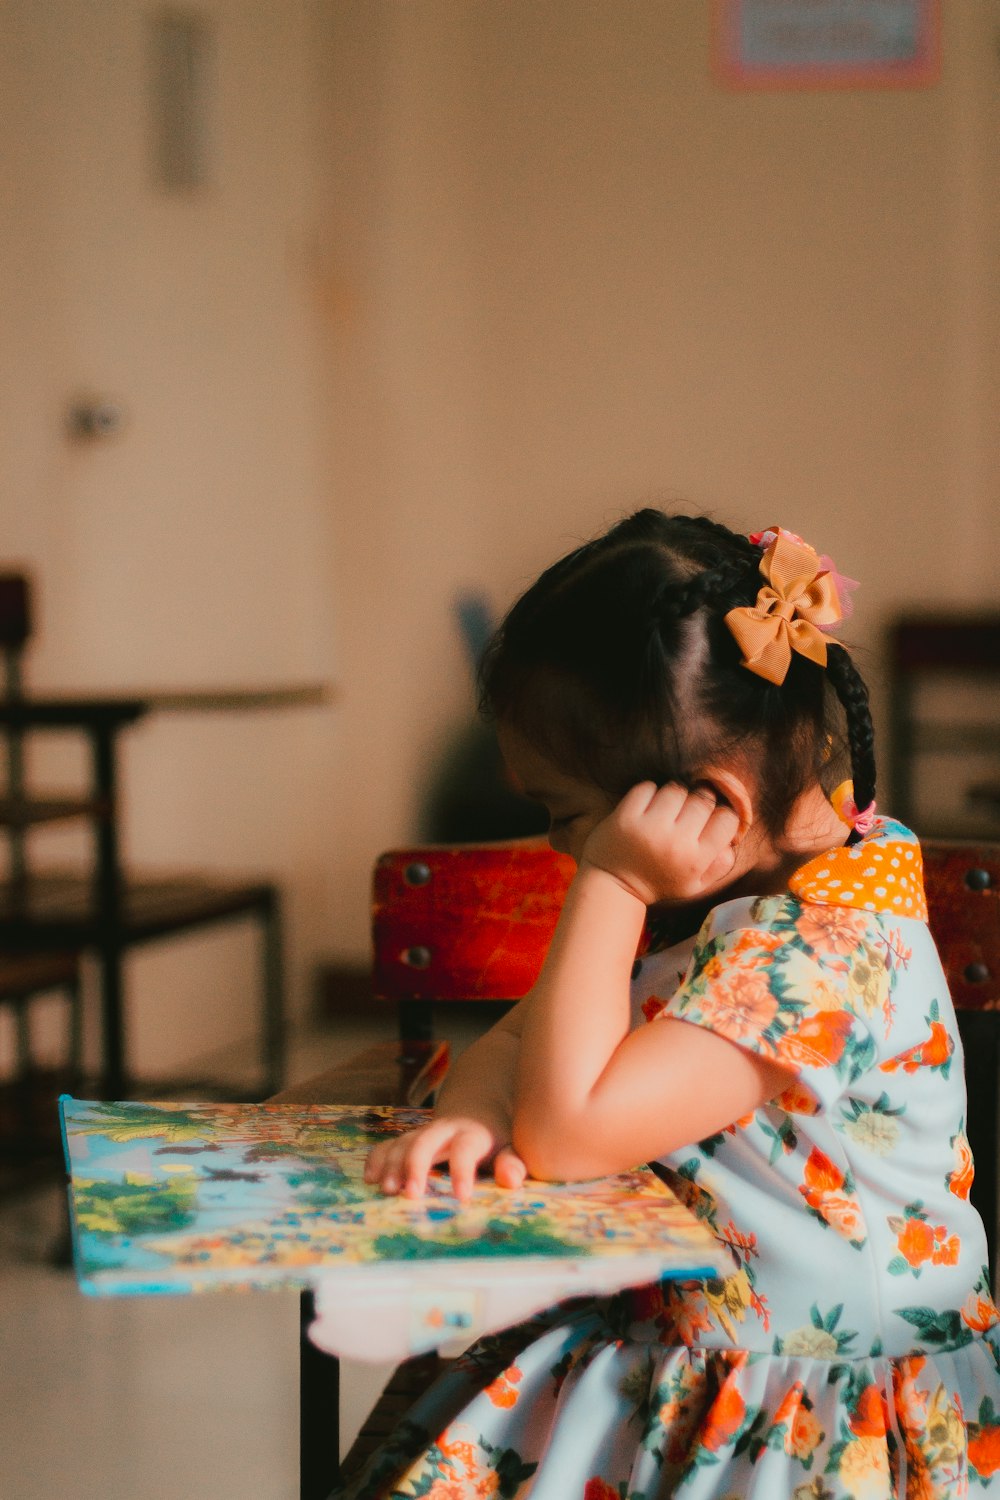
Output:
top-left (682, 514), bottom-right (761, 565)
top-left (647, 516), bottom-right (763, 626)
top-left (647, 559), bottom-right (752, 627)
top-left (825, 644), bottom-right (877, 842)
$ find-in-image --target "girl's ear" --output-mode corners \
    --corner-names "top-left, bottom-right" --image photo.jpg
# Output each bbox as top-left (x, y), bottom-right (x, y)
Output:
top-left (699, 766), bottom-right (756, 835)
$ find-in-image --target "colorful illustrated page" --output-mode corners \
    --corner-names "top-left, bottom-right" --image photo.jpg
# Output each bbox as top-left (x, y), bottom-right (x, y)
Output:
top-left (59, 1098), bottom-right (725, 1296)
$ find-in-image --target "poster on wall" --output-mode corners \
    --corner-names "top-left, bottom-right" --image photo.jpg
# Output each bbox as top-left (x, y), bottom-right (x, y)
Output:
top-left (714, 0), bottom-right (941, 90)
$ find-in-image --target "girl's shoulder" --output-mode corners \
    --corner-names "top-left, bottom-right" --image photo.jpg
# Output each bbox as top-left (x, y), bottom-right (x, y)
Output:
top-left (636, 818), bottom-right (931, 995)
top-left (702, 815), bottom-right (927, 944)
top-left (786, 813), bottom-right (927, 923)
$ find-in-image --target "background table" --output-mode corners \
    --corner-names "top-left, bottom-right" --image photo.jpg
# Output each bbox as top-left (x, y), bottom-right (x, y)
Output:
top-left (0, 684), bottom-right (328, 1098)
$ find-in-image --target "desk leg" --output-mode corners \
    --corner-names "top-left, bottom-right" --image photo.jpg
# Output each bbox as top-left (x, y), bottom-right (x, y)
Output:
top-left (262, 889), bottom-right (285, 1098)
top-left (95, 939), bottom-right (126, 1100)
top-left (399, 1001), bottom-right (433, 1044)
top-left (92, 725), bottom-right (127, 1099)
top-left (300, 1288), bottom-right (340, 1500)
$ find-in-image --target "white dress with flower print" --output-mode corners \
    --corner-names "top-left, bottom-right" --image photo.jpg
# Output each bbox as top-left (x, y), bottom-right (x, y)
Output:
top-left (336, 819), bottom-right (1000, 1500)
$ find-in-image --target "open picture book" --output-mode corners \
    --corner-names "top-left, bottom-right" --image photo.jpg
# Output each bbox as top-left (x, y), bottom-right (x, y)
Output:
top-left (59, 1097), bottom-right (730, 1298)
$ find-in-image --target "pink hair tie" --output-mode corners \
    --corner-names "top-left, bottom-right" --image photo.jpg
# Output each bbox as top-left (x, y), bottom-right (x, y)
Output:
top-left (845, 798), bottom-right (878, 836)
top-left (831, 780), bottom-right (877, 836)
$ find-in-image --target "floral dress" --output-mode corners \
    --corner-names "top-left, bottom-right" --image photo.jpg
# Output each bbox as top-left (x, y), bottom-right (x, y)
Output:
top-left (336, 818), bottom-right (1000, 1499)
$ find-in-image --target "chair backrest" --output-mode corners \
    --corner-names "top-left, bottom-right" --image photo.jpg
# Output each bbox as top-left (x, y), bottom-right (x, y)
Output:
top-left (922, 842), bottom-right (1000, 1009)
top-left (923, 841), bottom-right (1000, 1271)
top-left (373, 837), bottom-right (1000, 1010)
top-left (373, 842), bottom-right (573, 1003)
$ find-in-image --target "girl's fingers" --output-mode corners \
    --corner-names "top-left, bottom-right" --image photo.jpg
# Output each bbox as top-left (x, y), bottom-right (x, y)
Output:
top-left (366, 1120), bottom-right (507, 1202)
top-left (642, 781), bottom-right (686, 819)
top-left (671, 786), bottom-right (719, 836)
top-left (664, 789), bottom-right (738, 853)
top-left (643, 785), bottom-right (723, 864)
top-left (493, 1146), bottom-right (528, 1190)
top-left (589, 779), bottom-right (743, 903)
top-left (618, 780), bottom-right (662, 819)
top-left (366, 1125), bottom-right (442, 1195)
top-left (702, 802), bottom-right (740, 848)
top-left (447, 1133), bottom-right (489, 1203)
top-left (379, 1144), bottom-right (407, 1194)
top-left (363, 1141), bottom-right (388, 1182)
top-left (366, 1125), bottom-right (524, 1203)
top-left (701, 806), bottom-right (741, 881)
top-left (399, 1123), bottom-right (455, 1197)
top-left (366, 1138), bottom-right (409, 1188)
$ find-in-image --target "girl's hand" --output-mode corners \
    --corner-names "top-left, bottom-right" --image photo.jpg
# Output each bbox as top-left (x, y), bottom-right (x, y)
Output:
top-left (580, 781), bottom-right (740, 906)
top-left (363, 1117), bottom-right (528, 1204)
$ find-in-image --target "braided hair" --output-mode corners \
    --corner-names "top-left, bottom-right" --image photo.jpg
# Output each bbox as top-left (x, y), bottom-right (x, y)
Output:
top-left (479, 509), bottom-right (876, 840)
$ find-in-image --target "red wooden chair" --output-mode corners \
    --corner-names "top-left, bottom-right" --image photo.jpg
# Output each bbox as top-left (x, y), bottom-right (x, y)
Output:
top-left (921, 843), bottom-right (1000, 1262)
top-left (291, 836), bottom-right (1000, 1500)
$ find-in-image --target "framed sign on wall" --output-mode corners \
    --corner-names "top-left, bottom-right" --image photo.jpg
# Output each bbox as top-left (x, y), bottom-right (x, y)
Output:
top-left (714, 0), bottom-right (941, 90)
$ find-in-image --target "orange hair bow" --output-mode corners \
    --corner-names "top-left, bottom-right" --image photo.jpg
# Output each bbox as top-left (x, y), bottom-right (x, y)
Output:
top-left (724, 529), bottom-right (843, 686)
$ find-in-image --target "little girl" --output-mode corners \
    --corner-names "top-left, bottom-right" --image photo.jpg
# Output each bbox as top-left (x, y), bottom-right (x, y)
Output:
top-left (348, 510), bottom-right (1000, 1499)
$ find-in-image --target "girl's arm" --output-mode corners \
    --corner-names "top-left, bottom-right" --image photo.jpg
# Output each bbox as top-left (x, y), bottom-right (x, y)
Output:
top-left (513, 785), bottom-right (794, 1180)
top-left (364, 1004), bottom-right (528, 1200)
top-left (435, 1001), bottom-right (523, 1120)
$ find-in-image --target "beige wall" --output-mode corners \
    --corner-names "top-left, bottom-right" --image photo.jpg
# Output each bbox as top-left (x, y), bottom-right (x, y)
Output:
top-left (2, 2), bottom-right (998, 1075)
top-left (318, 1), bottom-right (999, 958)
top-left (0, 1), bottom-right (338, 1075)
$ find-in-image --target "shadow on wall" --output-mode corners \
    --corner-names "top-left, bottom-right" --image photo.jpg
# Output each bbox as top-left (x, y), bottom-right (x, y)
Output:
top-left (420, 717), bottom-right (548, 844)
top-left (418, 592), bottom-right (547, 844)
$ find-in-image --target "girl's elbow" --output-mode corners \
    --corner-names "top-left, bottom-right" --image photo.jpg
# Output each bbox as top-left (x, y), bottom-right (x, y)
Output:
top-left (511, 1114), bottom-right (595, 1182)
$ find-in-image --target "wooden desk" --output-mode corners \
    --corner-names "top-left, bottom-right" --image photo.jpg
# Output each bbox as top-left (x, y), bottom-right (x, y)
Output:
top-left (0, 684), bottom-right (328, 1096)
top-left (308, 1238), bottom-right (729, 1364)
top-left (61, 1094), bottom-right (733, 1500)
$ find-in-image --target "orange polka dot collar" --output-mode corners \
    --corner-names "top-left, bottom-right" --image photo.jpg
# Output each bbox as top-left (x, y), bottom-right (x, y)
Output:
top-left (790, 818), bottom-right (928, 922)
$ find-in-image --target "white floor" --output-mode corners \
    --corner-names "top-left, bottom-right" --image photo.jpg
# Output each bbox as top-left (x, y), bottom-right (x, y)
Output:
top-left (1, 1010), bottom-right (483, 1500)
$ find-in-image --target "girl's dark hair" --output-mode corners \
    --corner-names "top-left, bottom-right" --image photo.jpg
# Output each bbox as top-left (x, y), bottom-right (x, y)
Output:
top-left (478, 510), bottom-right (876, 841)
